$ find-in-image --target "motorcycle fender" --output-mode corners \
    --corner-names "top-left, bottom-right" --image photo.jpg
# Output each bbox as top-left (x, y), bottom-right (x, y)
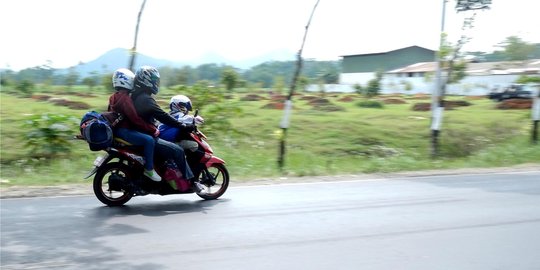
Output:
top-left (84, 154), bottom-right (110, 179)
top-left (205, 156), bottom-right (225, 167)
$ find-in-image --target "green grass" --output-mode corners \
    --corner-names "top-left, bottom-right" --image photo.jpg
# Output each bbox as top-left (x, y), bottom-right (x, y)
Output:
top-left (1, 88), bottom-right (539, 187)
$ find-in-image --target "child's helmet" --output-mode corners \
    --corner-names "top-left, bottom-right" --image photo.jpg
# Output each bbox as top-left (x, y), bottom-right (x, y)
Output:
top-left (112, 68), bottom-right (135, 90)
top-left (134, 66), bottom-right (160, 94)
top-left (169, 95), bottom-right (192, 113)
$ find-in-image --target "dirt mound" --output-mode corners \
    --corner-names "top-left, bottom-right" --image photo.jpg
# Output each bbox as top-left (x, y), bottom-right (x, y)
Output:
top-left (381, 98), bottom-right (407, 104)
top-left (411, 94), bottom-right (430, 100)
top-left (299, 95), bottom-right (319, 101)
top-left (496, 99), bottom-right (532, 109)
top-left (49, 98), bottom-right (91, 110)
top-left (31, 94), bottom-right (52, 101)
top-left (241, 94), bottom-right (266, 101)
top-left (337, 95), bottom-right (356, 102)
top-left (262, 102), bottom-right (285, 110)
top-left (411, 103), bottom-right (431, 111)
top-left (307, 98), bottom-right (331, 106)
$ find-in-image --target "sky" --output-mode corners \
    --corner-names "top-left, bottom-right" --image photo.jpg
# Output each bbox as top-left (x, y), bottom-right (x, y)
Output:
top-left (1, 0), bottom-right (539, 71)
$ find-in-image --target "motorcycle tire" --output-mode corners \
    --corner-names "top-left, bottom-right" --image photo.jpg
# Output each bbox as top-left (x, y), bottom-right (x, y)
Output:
top-left (93, 162), bottom-right (134, 206)
top-left (197, 163), bottom-right (229, 200)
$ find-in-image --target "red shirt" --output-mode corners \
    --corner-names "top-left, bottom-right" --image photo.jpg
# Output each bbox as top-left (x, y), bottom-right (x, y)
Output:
top-left (108, 89), bottom-right (157, 136)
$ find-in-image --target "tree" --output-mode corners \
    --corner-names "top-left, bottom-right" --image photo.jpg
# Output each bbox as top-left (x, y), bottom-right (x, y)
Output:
top-left (64, 67), bottom-right (80, 89)
top-left (221, 67), bottom-right (239, 92)
top-left (497, 36), bottom-right (536, 61)
top-left (365, 70), bottom-right (383, 97)
top-left (82, 71), bottom-right (99, 90)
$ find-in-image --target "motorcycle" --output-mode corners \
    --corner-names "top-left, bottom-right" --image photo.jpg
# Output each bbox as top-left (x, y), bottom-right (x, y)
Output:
top-left (82, 110), bottom-right (229, 206)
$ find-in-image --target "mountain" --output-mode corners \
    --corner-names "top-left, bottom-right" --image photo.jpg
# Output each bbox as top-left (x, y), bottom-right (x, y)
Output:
top-left (68, 48), bottom-right (296, 77)
top-left (69, 48), bottom-right (185, 77)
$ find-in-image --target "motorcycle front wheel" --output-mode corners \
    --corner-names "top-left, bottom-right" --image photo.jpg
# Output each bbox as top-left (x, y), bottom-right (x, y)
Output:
top-left (197, 163), bottom-right (229, 200)
top-left (93, 162), bottom-right (134, 206)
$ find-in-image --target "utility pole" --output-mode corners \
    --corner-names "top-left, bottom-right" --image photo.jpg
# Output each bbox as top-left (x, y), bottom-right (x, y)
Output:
top-left (532, 85), bottom-right (540, 144)
top-left (129, 0), bottom-right (147, 71)
top-left (277, 0), bottom-right (320, 171)
top-left (430, 0), bottom-right (491, 157)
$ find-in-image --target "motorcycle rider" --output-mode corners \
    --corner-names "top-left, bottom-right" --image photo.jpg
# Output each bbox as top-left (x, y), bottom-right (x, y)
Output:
top-left (108, 68), bottom-right (161, 182)
top-left (158, 95), bottom-right (207, 177)
top-left (130, 66), bottom-right (206, 194)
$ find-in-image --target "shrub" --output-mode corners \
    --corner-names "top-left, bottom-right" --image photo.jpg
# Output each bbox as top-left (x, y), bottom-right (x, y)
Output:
top-left (356, 100), bottom-right (384, 109)
top-left (23, 113), bottom-right (79, 159)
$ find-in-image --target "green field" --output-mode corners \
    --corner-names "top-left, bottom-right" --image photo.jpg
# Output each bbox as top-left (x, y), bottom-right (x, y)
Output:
top-left (1, 86), bottom-right (539, 187)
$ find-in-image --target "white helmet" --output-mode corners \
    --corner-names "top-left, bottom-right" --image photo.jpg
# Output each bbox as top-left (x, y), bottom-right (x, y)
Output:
top-left (169, 95), bottom-right (192, 113)
top-left (112, 68), bottom-right (135, 90)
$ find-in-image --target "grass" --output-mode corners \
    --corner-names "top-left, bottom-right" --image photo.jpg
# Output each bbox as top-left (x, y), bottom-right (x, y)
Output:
top-left (1, 87), bottom-right (539, 187)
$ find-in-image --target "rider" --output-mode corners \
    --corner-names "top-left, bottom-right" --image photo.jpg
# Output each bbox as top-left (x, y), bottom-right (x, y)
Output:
top-left (158, 95), bottom-right (207, 176)
top-left (130, 66), bottom-right (206, 193)
top-left (108, 68), bottom-right (161, 182)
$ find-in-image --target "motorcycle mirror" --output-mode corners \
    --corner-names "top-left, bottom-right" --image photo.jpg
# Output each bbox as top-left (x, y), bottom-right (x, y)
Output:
top-left (194, 109), bottom-right (199, 117)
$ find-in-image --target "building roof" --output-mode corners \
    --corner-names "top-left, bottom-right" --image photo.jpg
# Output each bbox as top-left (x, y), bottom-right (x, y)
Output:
top-left (340, 45), bottom-right (435, 58)
top-left (386, 59), bottom-right (540, 75)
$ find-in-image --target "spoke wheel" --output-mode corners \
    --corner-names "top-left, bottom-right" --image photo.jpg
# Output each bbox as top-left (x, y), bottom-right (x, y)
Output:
top-left (196, 163), bottom-right (229, 200)
top-left (93, 162), bottom-right (133, 206)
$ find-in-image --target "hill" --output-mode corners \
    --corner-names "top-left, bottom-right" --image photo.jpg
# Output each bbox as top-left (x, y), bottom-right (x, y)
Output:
top-left (67, 48), bottom-right (296, 77)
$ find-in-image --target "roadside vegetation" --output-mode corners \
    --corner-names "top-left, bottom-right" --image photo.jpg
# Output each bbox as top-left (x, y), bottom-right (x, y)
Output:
top-left (1, 84), bottom-right (539, 187)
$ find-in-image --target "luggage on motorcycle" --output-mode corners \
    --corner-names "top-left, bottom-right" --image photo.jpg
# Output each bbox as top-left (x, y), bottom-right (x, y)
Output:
top-left (80, 111), bottom-right (123, 151)
top-left (163, 160), bottom-right (191, 192)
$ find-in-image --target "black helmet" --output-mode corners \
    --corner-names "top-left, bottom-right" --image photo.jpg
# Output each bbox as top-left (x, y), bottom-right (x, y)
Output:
top-left (134, 66), bottom-right (160, 94)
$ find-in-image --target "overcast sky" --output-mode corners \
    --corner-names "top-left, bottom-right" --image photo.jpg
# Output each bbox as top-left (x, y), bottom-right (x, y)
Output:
top-left (1, 0), bottom-right (539, 71)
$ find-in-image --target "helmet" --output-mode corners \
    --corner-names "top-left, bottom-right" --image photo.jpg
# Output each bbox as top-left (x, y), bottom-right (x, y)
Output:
top-left (134, 66), bottom-right (160, 94)
top-left (169, 95), bottom-right (192, 113)
top-left (112, 68), bottom-right (135, 90)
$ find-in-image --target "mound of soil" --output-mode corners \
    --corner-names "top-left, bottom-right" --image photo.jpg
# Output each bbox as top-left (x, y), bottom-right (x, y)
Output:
top-left (496, 99), bottom-right (532, 109)
top-left (31, 94), bottom-right (52, 101)
top-left (307, 98), bottom-right (331, 106)
top-left (445, 100), bottom-right (472, 108)
top-left (49, 98), bottom-right (91, 110)
top-left (411, 94), bottom-right (430, 100)
top-left (381, 98), bottom-right (407, 104)
top-left (337, 95), bottom-right (356, 102)
top-left (411, 102), bottom-right (431, 111)
top-left (299, 95), bottom-right (319, 101)
top-left (241, 94), bottom-right (266, 101)
top-left (262, 102), bottom-right (285, 110)
top-left (270, 94), bottom-right (287, 102)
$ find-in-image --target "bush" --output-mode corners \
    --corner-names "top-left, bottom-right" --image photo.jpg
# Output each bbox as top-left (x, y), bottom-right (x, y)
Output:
top-left (16, 80), bottom-right (35, 97)
top-left (356, 100), bottom-right (384, 109)
top-left (23, 113), bottom-right (79, 159)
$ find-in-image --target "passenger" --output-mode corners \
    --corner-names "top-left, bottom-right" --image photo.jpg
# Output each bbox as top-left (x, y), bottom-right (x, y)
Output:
top-left (108, 68), bottom-right (161, 182)
top-left (158, 95), bottom-right (207, 177)
top-left (130, 66), bottom-right (206, 193)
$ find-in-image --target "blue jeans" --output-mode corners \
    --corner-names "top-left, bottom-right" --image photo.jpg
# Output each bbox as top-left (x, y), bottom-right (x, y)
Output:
top-left (115, 128), bottom-right (156, 171)
top-left (154, 138), bottom-right (194, 179)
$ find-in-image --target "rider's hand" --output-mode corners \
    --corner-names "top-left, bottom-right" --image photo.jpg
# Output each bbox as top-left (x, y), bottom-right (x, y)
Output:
top-left (194, 115), bottom-right (205, 124)
top-left (153, 129), bottom-right (160, 137)
top-left (182, 124), bottom-right (195, 132)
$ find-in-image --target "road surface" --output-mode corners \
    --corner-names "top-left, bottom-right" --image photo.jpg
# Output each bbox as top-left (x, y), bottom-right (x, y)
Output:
top-left (2, 170), bottom-right (540, 269)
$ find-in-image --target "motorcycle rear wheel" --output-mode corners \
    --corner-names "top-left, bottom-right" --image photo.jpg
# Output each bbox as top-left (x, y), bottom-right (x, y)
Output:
top-left (93, 162), bottom-right (134, 206)
top-left (197, 163), bottom-right (229, 200)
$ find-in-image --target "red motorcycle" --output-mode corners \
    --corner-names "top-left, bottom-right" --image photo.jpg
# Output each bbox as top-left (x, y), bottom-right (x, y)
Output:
top-left (83, 110), bottom-right (229, 206)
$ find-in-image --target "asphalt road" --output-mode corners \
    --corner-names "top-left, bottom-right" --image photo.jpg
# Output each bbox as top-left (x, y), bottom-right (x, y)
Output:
top-left (1, 170), bottom-right (540, 270)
